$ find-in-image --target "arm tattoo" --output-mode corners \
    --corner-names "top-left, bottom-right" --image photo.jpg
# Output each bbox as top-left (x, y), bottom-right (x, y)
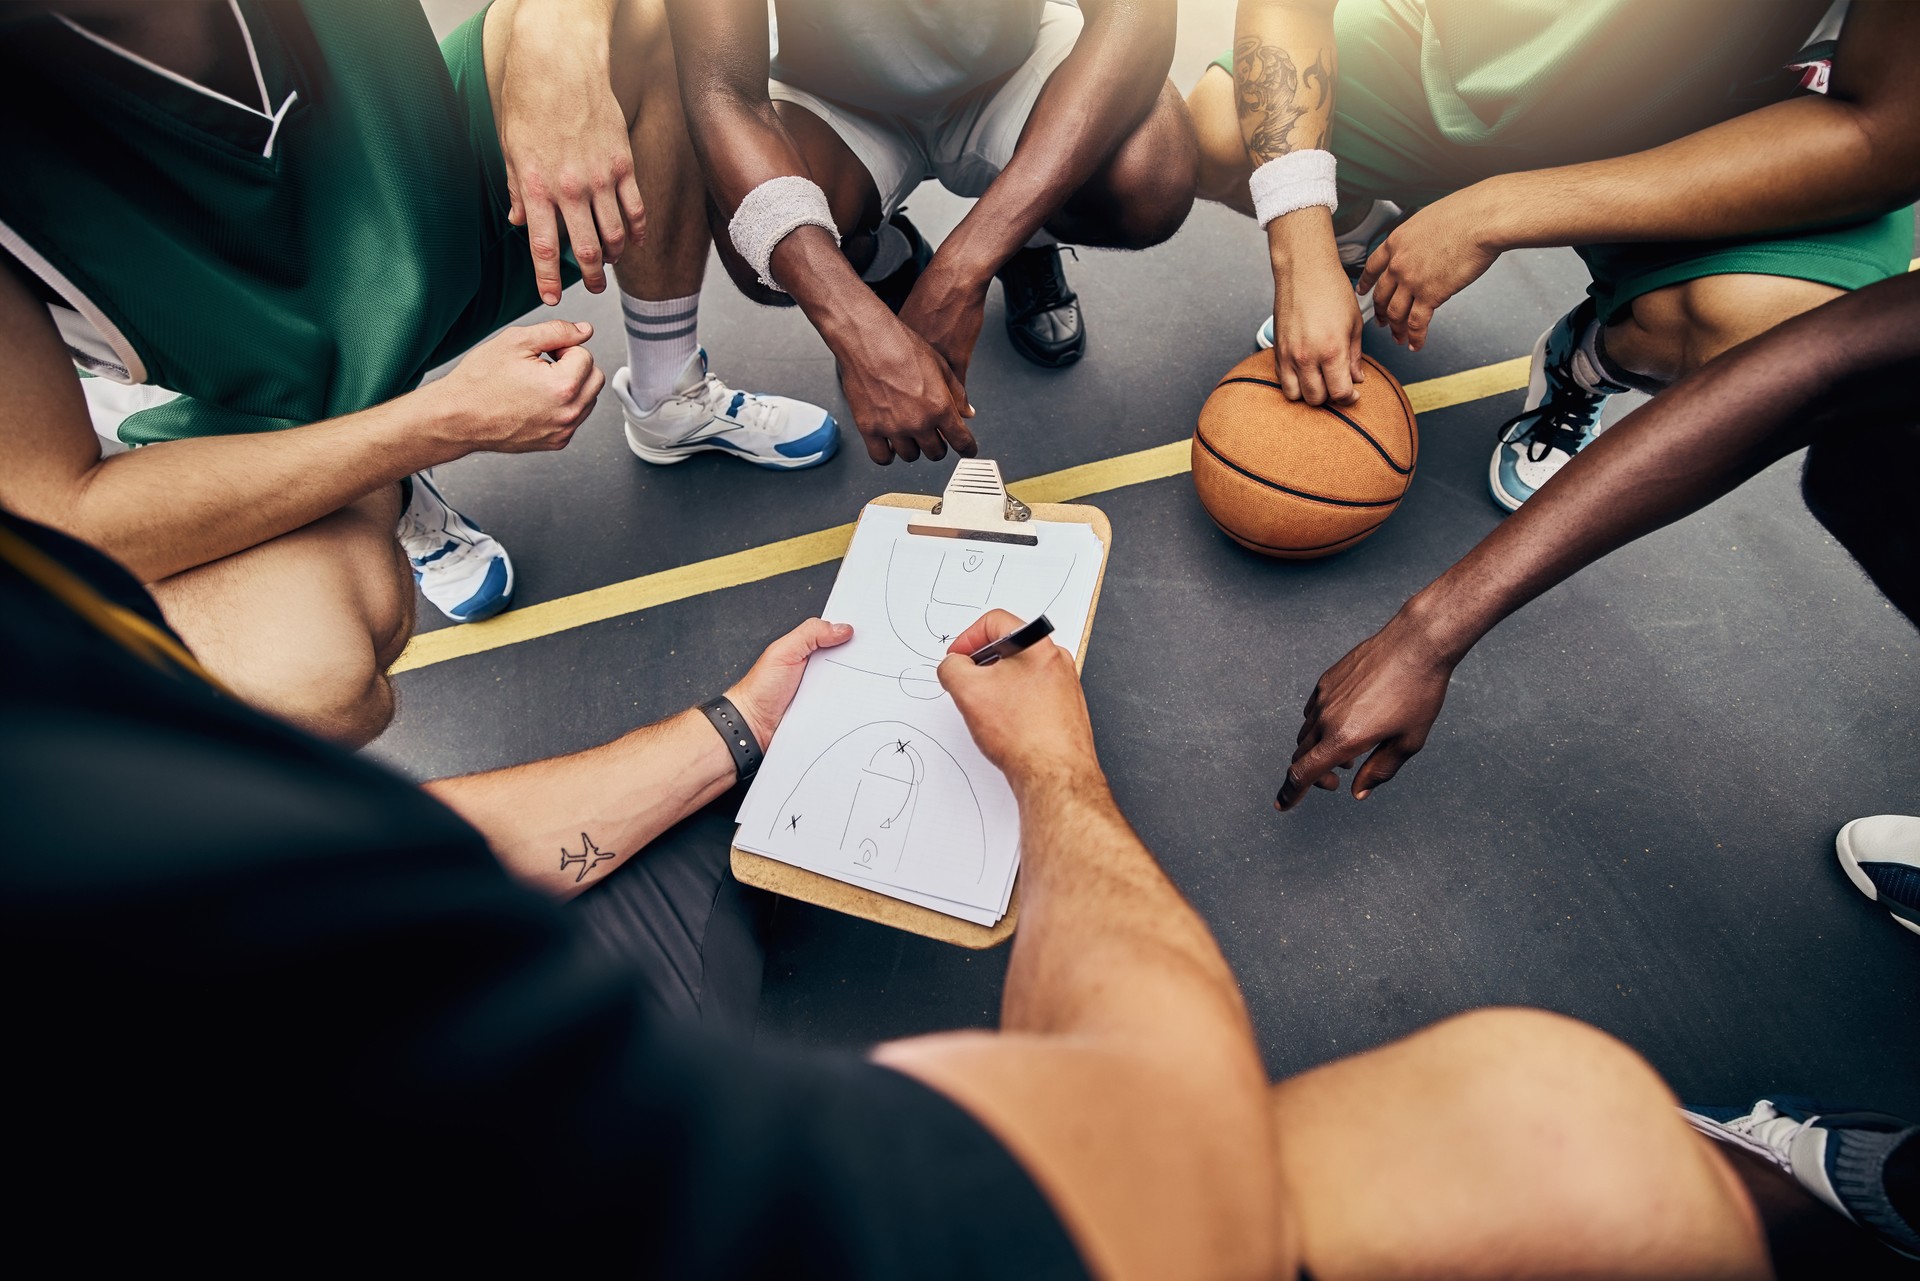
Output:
top-left (560, 832), bottom-right (618, 883)
top-left (1233, 37), bottom-right (1335, 162)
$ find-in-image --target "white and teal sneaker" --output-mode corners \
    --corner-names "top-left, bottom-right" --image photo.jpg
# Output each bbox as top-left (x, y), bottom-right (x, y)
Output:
top-left (1837, 814), bottom-right (1920, 936)
top-left (1256, 199), bottom-right (1404, 350)
top-left (1683, 1098), bottom-right (1920, 1261)
top-left (397, 470), bottom-right (514, 623)
top-left (1488, 299), bottom-right (1629, 512)
top-left (615, 348), bottom-right (839, 470)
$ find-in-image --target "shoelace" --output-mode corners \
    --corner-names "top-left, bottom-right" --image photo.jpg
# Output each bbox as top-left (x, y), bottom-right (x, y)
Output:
top-left (1499, 391), bottom-right (1603, 463)
top-left (690, 373), bottom-right (778, 433)
top-left (399, 507), bottom-right (483, 570)
top-left (1715, 1102), bottom-right (1811, 1166)
top-left (1003, 245), bottom-right (1078, 321)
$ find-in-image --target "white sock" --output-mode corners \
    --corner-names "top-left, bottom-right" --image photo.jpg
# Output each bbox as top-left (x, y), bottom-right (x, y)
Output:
top-left (1024, 229), bottom-right (1058, 250)
top-left (622, 291), bottom-right (700, 412)
top-left (1571, 310), bottom-right (1629, 396)
top-left (859, 221), bottom-right (914, 282)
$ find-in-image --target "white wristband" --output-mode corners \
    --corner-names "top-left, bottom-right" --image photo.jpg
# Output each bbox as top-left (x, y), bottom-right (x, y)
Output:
top-left (1248, 150), bottom-right (1337, 228)
top-left (728, 175), bottom-right (841, 293)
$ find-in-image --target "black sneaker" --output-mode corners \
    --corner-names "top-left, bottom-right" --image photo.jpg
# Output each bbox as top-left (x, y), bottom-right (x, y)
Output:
top-left (996, 244), bottom-right (1085, 368)
top-left (867, 212), bottom-right (933, 315)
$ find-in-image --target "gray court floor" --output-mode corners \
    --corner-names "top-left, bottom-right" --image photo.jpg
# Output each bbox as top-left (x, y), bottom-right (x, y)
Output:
top-left (384, 1), bottom-right (1920, 1115)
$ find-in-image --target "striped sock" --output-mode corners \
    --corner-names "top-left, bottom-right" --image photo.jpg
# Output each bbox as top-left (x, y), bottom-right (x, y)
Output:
top-left (622, 291), bottom-right (700, 412)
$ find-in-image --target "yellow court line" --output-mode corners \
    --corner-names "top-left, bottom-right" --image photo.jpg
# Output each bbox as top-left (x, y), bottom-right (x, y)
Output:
top-left (393, 257), bottom-right (1920, 672)
top-left (392, 353), bottom-right (1533, 675)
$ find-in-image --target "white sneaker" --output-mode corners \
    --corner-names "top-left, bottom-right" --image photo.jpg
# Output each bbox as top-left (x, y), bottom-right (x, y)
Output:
top-left (396, 470), bottom-right (514, 623)
top-left (1837, 814), bottom-right (1920, 936)
top-left (614, 348), bottom-right (839, 470)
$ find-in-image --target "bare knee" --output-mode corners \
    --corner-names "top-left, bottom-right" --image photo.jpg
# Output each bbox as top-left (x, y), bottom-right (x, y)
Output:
top-left (1058, 83), bottom-right (1198, 250)
top-left (1614, 274), bottom-right (1844, 383)
top-left (1188, 65), bottom-right (1254, 212)
top-left (274, 660), bottom-right (397, 749)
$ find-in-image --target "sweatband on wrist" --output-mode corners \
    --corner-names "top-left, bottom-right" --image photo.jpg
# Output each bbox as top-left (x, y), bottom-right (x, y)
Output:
top-left (1249, 149), bottom-right (1337, 228)
top-left (728, 175), bottom-right (840, 293)
top-left (699, 696), bottom-right (763, 783)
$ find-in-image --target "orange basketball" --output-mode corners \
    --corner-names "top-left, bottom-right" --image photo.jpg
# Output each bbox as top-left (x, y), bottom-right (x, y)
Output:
top-left (1191, 352), bottom-right (1418, 559)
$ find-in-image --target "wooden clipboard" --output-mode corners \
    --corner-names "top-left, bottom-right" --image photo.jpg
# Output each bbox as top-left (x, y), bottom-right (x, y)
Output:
top-left (731, 461), bottom-right (1112, 949)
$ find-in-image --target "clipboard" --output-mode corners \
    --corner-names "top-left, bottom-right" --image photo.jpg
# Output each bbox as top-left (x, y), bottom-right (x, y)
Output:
top-left (731, 460), bottom-right (1112, 949)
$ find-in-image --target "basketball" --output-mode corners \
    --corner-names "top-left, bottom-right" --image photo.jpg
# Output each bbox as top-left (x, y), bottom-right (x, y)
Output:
top-left (1191, 353), bottom-right (1419, 559)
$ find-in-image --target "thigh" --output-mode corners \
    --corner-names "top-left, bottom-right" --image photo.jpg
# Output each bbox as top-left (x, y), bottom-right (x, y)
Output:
top-left (1577, 204), bottom-right (1917, 328)
top-left (708, 94), bottom-right (901, 302)
top-left (768, 84), bottom-right (919, 224)
top-left (1268, 1008), bottom-right (1770, 1280)
top-left (570, 828), bottom-right (771, 1030)
top-left (149, 487), bottom-right (413, 747)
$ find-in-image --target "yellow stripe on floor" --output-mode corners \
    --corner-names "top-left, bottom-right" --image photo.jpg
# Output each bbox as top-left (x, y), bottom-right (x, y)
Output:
top-left (390, 352), bottom-right (1535, 674)
top-left (412, 316), bottom-right (1824, 675)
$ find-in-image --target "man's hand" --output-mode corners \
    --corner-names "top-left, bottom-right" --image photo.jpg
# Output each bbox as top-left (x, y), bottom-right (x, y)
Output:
top-left (726, 618), bottom-right (854, 747)
top-left (1278, 610), bottom-right (1455, 811)
top-left (839, 314), bottom-right (979, 465)
top-left (497, 12), bottom-right (646, 304)
top-left (938, 610), bottom-right (1100, 791)
top-left (898, 258), bottom-right (990, 391)
top-left (427, 320), bottom-right (605, 455)
top-left (1268, 210), bottom-right (1365, 406)
top-left (1357, 188), bottom-right (1502, 352)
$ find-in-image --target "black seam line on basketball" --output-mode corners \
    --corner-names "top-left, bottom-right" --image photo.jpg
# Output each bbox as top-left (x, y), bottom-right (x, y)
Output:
top-left (1193, 430), bottom-right (1406, 508)
top-left (1223, 516), bottom-right (1390, 553)
top-left (1213, 376), bottom-right (1412, 476)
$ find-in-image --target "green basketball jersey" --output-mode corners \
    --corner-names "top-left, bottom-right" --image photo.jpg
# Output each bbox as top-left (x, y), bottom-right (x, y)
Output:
top-left (0, 2), bottom-right (520, 444)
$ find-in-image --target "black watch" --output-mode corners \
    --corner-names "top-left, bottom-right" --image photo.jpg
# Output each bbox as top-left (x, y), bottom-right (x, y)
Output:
top-left (699, 696), bottom-right (764, 783)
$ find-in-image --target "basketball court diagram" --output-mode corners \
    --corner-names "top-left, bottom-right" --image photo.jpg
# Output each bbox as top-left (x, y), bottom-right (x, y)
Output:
top-left (762, 720), bottom-right (987, 886)
top-left (883, 539), bottom-right (1079, 660)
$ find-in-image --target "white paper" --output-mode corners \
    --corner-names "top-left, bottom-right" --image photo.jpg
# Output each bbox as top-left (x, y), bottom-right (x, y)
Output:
top-left (735, 505), bottom-right (1102, 922)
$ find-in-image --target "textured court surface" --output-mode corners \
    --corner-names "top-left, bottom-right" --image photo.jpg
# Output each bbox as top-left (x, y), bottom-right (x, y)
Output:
top-left (389, 1), bottom-right (1920, 1114)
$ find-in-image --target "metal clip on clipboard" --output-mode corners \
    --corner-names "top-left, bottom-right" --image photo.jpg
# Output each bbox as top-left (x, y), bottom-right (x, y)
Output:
top-left (906, 459), bottom-right (1037, 546)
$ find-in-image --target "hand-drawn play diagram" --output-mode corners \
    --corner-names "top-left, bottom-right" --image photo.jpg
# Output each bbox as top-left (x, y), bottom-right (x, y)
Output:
top-left (820, 537), bottom-right (1082, 699)
top-left (761, 720), bottom-right (986, 888)
top-left (735, 504), bottom-right (1104, 924)
top-left (887, 541), bottom-right (1077, 659)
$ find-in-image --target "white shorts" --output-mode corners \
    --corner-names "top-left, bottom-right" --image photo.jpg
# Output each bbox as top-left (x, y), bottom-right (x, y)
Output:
top-left (767, 3), bottom-right (1082, 219)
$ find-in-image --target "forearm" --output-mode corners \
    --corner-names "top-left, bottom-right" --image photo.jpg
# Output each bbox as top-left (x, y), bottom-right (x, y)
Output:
top-left (34, 387), bottom-right (459, 583)
top-left (425, 708), bottom-right (736, 899)
top-left (1474, 99), bottom-right (1920, 255)
top-left (1003, 765), bottom-right (1249, 1043)
top-left (1401, 286), bottom-right (1920, 661)
top-left (933, 0), bottom-right (1177, 283)
top-left (1234, 1), bottom-right (1342, 282)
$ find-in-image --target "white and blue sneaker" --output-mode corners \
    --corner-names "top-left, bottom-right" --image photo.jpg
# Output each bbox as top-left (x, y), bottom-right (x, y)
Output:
top-left (615, 348), bottom-right (839, 470)
top-left (1488, 299), bottom-right (1629, 512)
top-left (1838, 814), bottom-right (1920, 936)
top-left (397, 470), bottom-right (514, 623)
top-left (1683, 1098), bottom-right (1920, 1261)
top-left (1256, 199), bottom-right (1404, 349)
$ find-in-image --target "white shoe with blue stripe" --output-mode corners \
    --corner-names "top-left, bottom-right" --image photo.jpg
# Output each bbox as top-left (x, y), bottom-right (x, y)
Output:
top-left (616, 348), bottom-right (839, 470)
top-left (1838, 814), bottom-right (1920, 936)
top-left (397, 470), bottom-right (514, 623)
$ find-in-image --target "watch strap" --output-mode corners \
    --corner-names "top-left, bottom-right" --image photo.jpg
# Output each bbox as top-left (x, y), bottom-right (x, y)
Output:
top-left (700, 696), bottom-right (763, 783)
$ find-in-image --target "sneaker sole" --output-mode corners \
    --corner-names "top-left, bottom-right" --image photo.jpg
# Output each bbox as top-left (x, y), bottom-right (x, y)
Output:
top-left (1836, 820), bottom-right (1920, 936)
top-left (1486, 325), bottom-right (1556, 514)
top-left (1007, 326), bottom-right (1085, 370)
top-left (625, 422), bottom-right (836, 471)
top-left (428, 556), bottom-right (515, 624)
